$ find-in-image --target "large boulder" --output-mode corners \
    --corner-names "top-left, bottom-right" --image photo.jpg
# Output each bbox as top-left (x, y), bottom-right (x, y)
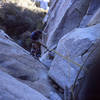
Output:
top-left (43, 0), bottom-right (90, 49)
top-left (42, 0), bottom-right (74, 52)
top-left (0, 30), bottom-right (56, 98)
top-left (0, 30), bottom-right (47, 82)
top-left (0, 70), bottom-right (49, 100)
top-left (48, 23), bottom-right (100, 89)
top-left (41, 0), bottom-right (91, 67)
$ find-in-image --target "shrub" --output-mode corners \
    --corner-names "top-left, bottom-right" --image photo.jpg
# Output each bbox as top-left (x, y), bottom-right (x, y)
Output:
top-left (0, 0), bottom-right (46, 36)
top-left (0, 0), bottom-right (47, 51)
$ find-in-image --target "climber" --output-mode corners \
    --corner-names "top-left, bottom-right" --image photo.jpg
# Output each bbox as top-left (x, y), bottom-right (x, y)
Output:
top-left (30, 30), bottom-right (42, 59)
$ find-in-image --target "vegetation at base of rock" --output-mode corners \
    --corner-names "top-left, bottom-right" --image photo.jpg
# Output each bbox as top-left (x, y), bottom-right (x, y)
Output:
top-left (0, 0), bottom-right (46, 35)
top-left (0, 0), bottom-right (47, 50)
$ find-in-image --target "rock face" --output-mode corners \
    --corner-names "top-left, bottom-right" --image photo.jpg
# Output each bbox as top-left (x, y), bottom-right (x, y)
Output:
top-left (0, 70), bottom-right (49, 100)
top-left (88, 8), bottom-right (100, 26)
top-left (77, 46), bottom-right (100, 100)
top-left (41, 0), bottom-right (95, 67)
top-left (43, 0), bottom-right (90, 50)
top-left (0, 0), bottom-right (100, 99)
top-left (43, 0), bottom-right (73, 49)
top-left (40, 52), bottom-right (53, 68)
top-left (41, 0), bottom-right (75, 65)
top-left (50, 92), bottom-right (62, 100)
top-left (48, 23), bottom-right (100, 89)
top-left (40, 0), bottom-right (100, 99)
top-left (22, 79), bottom-right (55, 98)
top-left (80, 0), bottom-right (100, 27)
top-left (0, 30), bottom-right (55, 98)
top-left (0, 30), bottom-right (47, 82)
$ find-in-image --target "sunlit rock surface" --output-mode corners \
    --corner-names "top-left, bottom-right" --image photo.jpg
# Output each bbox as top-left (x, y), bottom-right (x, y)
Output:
top-left (48, 23), bottom-right (100, 89)
top-left (0, 30), bottom-right (55, 98)
top-left (0, 30), bottom-right (47, 82)
top-left (88, 8), bottom-right (100, 26)
top-left (41, 0), bottom-right (91, 67)
top-left (43, 0), bottom-right (90, 49)
top-left (0, 70), bottom-right (49, 100)
top-left (80, 0), bottom-right (100, 27)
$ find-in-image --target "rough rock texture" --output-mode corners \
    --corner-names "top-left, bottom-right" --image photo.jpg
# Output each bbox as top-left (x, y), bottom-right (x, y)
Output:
top-left (88, 8), bottom-right (100, 26)
top-left (43, 0), bottom-right (72, 28)
top-left (41, 0), bottom-right (92, 67)
top-left (40, 46), bottom-right (56, 68)
top-left (21, 79), bottom-right (55, 98)
top-left (50, 92), bottom-right (62, 100)
top-left (48, 23), bottom-right (100, 89)
top-left (0, 70), bottom-right (49, 100)
top-left (43, 0), bottom-right (90, 49)
top-left (41, 0), bottom-right (75, 65)
top-left (40, 0), bottom-right (100, 99)
top-left (73, 45), bottom-right (100, 100)
top-left (42, 0), bottom-right (73, 51)
top-left (0, 30), bottom-right (55, 98)
top-left (40, 52), bottom-right (52, 67)
top-left (0, 0), bottom-right (100, 99)
top-left (0, 30), bottom-right (47, 82)
top-left (80, 0), bottom-right (100, 27)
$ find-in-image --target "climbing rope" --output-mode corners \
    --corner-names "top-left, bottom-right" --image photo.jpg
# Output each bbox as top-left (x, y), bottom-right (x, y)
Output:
top-left (30, 40), bottom-right (99, 100)
top-left (71, 44), bottom-right (98, 100)
top-left (39, 42), bottom-right (99, 100)
top-left (39, 42), bottom-right (88, 71)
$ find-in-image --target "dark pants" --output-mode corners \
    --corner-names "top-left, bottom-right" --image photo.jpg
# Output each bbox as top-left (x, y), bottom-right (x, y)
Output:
top-left (31, 42), bottom-right (41, 58)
